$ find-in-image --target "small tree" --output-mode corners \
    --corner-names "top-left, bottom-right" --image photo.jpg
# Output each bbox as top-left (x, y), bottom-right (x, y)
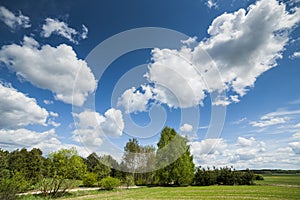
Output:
top-left (38, 148), bottom-right (86, 197)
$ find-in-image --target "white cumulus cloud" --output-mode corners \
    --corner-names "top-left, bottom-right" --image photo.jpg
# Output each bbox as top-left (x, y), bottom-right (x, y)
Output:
top-left (0, 128), bottom-right (57, 150)
top-left (190, 136), bottom-right (270, 168)
top-left (189, 138), bottom-right (227, 156)
top-left (73, 108), bottom-right (124, 147)
top-left (117, 85), bottom-right (153, 113)
top-left (237, 137), bottom-right (255, 147)
top-left (0, 82), bottom-right (49, 129)
top-left (0, 36), bottom-right (96, 106)
top-left (198, 0), bottom-right (300, 97)
top-left (0, 6), bottom-right (31, 29)
top-left (180, 123), bottom-right (193, 132)
top-left (146, 47), bottom-right (207, 108)
top-left (290, 51), bottom-right (300, 59)
top-left (0, 128), bottom-right (89, 156)
top-left (120, 0), bottom-right (300, 113)
top-left (41, 18), bottom-right (88, 44)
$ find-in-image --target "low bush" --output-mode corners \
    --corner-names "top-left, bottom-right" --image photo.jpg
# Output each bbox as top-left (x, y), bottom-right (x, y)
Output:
top-left (100, 176), bottom-right (120, 190)
top-left (83, 172), bottom-right (97, 187)
top-left (124, 175), bottom-right (135, 188)
top-left (255, 174), bottom-right (264, 180)
top-left (0, 172), bottom-right (28, 200)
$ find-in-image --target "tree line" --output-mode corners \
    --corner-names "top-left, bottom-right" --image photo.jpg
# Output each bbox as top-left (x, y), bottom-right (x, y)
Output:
top-left (0, 126), bottom-right (257, 199)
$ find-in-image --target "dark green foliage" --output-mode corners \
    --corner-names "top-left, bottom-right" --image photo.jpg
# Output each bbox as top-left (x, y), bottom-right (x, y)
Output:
top-left (100, 176), bottom-right (121, 190)
top-left (217, 166), bottom-right (235, 185)
top-left (255, 174), bottom-right (264, 180)
top-left (235, 169), bottom-right (254, 185)
top-left (85, 152), bottom-right (111, 185)
top-left (6, 148), bottom-right (44, 185)
top-left (83, 172), bottom-right (97, 187)
top-left (0, 172), bottom-right (28, 200)
top-left (194, 166), bottom-right (255, 186)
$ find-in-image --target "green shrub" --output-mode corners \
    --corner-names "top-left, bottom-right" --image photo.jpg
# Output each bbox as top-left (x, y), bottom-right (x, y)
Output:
top-left (125, 175), bottom-right (135, 188)
top-left (100, 176), bottom-right (120, 190)
top-left (135, 178), bottom-right (147, 186)
top-left (83, 172), bottom-right (97, 187)
top-left (0, 172), bottom-right (28, 200)
top-left (37, 178), bottom-right (77, 197)
top-left (255, 174), bottom-right (264, 180)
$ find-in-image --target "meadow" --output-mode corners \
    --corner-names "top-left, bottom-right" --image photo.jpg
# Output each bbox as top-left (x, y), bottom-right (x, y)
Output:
top-left (19, 174), bottom-right (300, 200)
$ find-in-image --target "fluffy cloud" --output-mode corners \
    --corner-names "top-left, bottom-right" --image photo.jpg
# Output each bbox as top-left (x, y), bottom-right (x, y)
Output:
top-left (0, 128), bottom-right (57, 151)
top-left (0, 82), bottom-right (49, 129)
top-left (73, 108), bottom-right (124, 147)
top-left (41, 18), bottom-right (88, 44)
top-left (0, 36), bottom-right (96, 106)
top-left (198, 0), bottom-right (300, 97)
top-left (190, 137), bottom-right (272, 168)
top-left (0, 6), bottom-right (31, 29)
top-left (119, 0), bottom-right (300, 113)
top-left (0, 128), bottom-right (89, 156)
top-left (181, 36), bottom-right (197, 46)
top-left (180, 123), bottom-right (193, 132)
top-left (290, 51), bottom-right (300, 59)
top-left (237, 137), bottom-right (255, 147)
top-left (117, 85), bottom-right (153, 113)
top-left (146, 47), bottom-right (207, 108)
top-left (190, 138), bottom-right (227, 156)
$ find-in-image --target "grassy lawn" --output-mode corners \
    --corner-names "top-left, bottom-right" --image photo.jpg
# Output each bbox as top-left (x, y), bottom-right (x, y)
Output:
top-left (19, 174), bottom-right (300, 200)
top-left (57, 186), bottom-right (300, 200)
top-left (255, 174), bottom-right (300, 186)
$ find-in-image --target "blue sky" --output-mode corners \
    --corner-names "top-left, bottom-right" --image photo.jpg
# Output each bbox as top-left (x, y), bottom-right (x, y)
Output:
top-left (0, 0), bottom-right (300, 170)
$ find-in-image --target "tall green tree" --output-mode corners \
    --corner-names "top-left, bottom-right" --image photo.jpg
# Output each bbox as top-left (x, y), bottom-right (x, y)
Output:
top-left (156, 126), bottom-right (195, 185)
top-left (26, 148), bottom-right (44, 184)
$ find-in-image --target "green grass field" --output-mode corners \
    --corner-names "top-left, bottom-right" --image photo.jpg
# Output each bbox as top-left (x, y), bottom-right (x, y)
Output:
top-left (20, 174), bottom-right (300, 200)
top-left (58, 185), bottom-right (300, 200)
top-left (255, 174), bottom-right (300, 186)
